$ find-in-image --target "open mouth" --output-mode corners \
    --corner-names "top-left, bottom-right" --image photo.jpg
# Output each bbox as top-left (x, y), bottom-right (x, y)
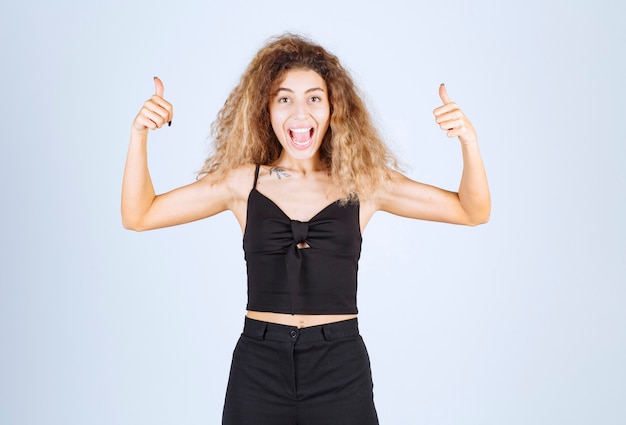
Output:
top-left (289, 127), bottom-right (314, 148)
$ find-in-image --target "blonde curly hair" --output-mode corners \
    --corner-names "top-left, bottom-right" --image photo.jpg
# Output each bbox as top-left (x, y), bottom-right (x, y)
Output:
top-left (199, 33), bottom-right (398, 201)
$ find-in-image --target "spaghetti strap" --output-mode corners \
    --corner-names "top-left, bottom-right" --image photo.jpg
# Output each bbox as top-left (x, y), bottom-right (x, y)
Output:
top-left (252, 164), bottom-right (261, 190)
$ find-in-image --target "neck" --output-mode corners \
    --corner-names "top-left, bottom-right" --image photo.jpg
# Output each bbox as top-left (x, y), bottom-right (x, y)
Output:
top-left (273, 152), bottom-right (326, 174)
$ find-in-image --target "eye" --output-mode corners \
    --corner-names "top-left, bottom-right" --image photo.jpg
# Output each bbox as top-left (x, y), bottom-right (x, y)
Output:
top-left (309, 96), bottom-right (322, 103)
top-left (278, 96), bottom-right (290, 104)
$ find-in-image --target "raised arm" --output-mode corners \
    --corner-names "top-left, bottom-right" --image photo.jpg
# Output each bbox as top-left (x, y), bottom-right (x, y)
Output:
top-left (374, 84), bottom-right (490, 226)
top-left (121, 78), bottom-right (232, 231)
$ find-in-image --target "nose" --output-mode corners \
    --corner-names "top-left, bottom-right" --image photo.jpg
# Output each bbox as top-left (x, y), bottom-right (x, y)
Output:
top-left (293, 100), bottom-right (308, 120)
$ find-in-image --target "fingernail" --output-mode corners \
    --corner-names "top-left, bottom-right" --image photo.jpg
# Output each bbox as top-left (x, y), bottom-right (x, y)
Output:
top-left (168, 120), bottom-right (172, 127)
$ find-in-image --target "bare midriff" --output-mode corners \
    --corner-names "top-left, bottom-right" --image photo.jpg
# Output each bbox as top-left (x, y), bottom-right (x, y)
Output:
top-left (246, 311), bottom-right (357, 328)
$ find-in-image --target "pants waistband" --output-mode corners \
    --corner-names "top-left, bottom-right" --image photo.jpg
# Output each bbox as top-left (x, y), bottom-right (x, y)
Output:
top-left (243, 316), bottom-right (360, 343)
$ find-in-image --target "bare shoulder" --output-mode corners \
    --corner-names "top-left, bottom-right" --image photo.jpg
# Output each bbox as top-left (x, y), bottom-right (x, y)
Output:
top-left (359, 168), bottom-right (410, 230)
top-left (193, 163), bottom-right (256, 200)
top-left (220, 163), bottom-right (258, 201)
top-left (363, 169), bottom-right (415, 209)
top-left (213, 163), bottom-right (257, 230)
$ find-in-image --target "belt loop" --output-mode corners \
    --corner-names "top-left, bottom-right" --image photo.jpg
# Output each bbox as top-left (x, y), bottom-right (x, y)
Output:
top-left (260, 322), bottom-right (268, 340)
top-left (322, 323), bottom-right (332, 341)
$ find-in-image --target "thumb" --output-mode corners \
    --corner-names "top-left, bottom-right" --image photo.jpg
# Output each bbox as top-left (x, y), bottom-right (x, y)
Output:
top-left (439, 83), bottom-right (451, 105)
top-left (154, 76), bottom-right (165, 97)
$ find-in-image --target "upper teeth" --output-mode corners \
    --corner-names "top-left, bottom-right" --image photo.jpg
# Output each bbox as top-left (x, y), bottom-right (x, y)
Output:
top-left (291, 128), bottom-right (311, 133)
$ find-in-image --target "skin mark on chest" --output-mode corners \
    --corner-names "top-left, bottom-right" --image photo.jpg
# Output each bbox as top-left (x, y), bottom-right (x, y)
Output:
top-left (269, 167), bottom-right (292, 180)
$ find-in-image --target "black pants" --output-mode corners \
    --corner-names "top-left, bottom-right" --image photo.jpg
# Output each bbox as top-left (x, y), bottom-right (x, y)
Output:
top-left (222, 317), bottom-right (379, 425)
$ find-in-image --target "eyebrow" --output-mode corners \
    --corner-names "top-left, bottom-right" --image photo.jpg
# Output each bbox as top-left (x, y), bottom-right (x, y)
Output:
top-left (274, 87), bottom-right (326, 94)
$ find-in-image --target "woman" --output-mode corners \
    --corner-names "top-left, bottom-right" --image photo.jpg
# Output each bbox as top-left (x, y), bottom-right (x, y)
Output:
top-left (122, 33), bottom-right (490, 425)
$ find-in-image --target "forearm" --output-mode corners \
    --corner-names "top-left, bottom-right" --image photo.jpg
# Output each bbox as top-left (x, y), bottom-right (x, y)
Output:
top-left (121, 129), bottom-right (157, 230)
top-left (433, 84), bottom-right (490, 225)
top-left (458, 141), bottom-right (490, 225)
top-left (122, 77), bottom-right (173, 230)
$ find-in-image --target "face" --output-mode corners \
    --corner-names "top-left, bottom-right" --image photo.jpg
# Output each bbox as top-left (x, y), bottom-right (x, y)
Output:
top-left (269, 69), bottom-right (330, 163)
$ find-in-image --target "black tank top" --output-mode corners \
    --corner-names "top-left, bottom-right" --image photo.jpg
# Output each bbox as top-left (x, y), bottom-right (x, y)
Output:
top-left (243, 165), bottom-right (362, 314)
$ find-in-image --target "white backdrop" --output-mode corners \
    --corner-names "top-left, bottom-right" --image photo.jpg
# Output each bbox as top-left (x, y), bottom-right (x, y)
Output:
top-left (1, 1), bottom-right (624, 424)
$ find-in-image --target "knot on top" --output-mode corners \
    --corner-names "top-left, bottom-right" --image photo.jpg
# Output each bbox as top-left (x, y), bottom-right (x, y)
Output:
top-left (290, 220), bottom-right (309, 245)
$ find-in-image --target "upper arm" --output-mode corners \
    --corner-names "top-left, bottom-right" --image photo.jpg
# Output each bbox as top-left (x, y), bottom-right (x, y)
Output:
top-left (373, 170), bottom-right (474, 225)
top-left (126, 166), bottom-right (253, 232)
